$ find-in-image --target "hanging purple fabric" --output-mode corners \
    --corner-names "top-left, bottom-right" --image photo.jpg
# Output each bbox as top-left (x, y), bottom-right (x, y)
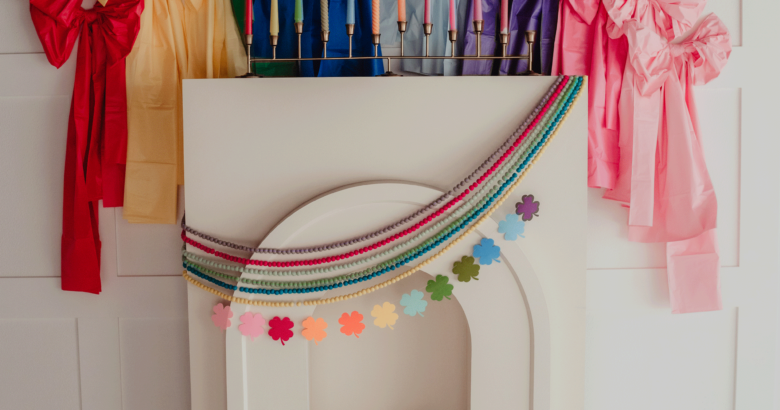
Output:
top-left (499, 0), bottom-right (557, 74)
top-left (462, 0), bottom-right (499, 75)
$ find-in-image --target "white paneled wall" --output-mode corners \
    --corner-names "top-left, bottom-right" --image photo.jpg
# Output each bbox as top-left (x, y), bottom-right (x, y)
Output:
top-left (0, 2), bottom-right (189, 408)
top-left (1, 0), bottom-right (779, 410)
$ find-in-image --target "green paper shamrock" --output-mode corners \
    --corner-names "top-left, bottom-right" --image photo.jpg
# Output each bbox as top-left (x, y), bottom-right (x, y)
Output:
top-left (426, 274), bottom-right (454, 301)
top-left (452, 255), bottom-right (480, 282)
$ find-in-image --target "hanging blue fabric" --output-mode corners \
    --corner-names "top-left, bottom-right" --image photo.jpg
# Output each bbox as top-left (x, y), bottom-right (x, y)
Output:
top-left (252, 0), bottom-right (299, 76)
top-left (318, 0), bottom-right (384, 76)
top-left (499, 0), bottom-right (557, 75)
top-left (299, 0), bottom-right (325, 76)
top-left (462, 0), bottom-right (499, 75)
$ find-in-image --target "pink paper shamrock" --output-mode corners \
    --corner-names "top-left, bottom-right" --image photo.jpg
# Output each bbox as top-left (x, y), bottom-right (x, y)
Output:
top-left (238, 312), bottom-right (266, 341)
top-left (211, 303), bottom-right (233, 331)
top-left (268, 316), bottom-right (294, 346)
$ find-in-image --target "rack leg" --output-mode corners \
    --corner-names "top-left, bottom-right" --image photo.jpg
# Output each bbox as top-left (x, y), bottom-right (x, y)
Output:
top-left (236, 35), bottom-right (261, 77)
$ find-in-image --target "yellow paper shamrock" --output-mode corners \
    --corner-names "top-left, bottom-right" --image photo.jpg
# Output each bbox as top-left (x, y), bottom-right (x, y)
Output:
top-left (371, 302), bottom-right (399, 330)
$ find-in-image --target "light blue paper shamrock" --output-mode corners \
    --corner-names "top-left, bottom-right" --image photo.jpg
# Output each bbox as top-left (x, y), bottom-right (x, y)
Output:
top-left (400, 289), bottom-right (428, 317)
top-left (473, 238), bottom-right (501, 265)
top-left (497, 214), bottom-right (526, 240)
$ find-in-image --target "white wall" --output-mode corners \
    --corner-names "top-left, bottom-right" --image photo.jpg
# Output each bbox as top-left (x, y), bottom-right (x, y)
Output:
top-left (0, 1), bottom-right (191, 409)
top-left (1, 0), bottom-right (779, 409)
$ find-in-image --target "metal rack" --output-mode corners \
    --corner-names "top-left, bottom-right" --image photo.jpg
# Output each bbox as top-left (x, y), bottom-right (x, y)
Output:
top-left (238, 20), bottom-right (542, 77)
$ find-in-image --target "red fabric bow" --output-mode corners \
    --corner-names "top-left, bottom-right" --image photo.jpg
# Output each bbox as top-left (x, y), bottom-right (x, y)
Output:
top-left (30, 0), bottom-right (143, 293)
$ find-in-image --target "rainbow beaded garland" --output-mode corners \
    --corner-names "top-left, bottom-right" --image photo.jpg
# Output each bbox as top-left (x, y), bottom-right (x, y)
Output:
top-left (181, 76), bottom-right (575, 270)
top-left (181, 77), bottom-right (566, 256)
top-left (183, 76), bottom-right (585, 306)
top-left (184, 77), bottom-right (582, 296)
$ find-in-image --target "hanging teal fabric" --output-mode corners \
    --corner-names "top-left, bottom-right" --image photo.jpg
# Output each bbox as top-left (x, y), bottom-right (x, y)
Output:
top-left (443, 0), bottom-right (468, 75)
top-left (378, 0), bottom-right (447, 75)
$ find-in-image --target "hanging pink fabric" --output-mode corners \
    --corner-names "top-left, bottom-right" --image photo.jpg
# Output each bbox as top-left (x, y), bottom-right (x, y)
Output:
top-left (30, 0), bottom-right (144, 293)
top-left (604, 10), bottom-right (731, 313)
top-left (550, 0), bottom-right (626, 190)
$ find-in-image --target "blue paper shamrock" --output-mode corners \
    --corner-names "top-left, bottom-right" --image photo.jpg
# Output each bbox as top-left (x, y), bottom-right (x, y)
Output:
top-left (400, 289), bottom-right (428, 317)
top-left (497, 214), bottom-right (526, 240)
top-left (472, 238), bottom-right (501, 265)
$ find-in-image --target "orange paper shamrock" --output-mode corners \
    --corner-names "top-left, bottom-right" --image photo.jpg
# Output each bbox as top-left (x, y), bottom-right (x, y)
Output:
top-left (301, 317), bottom-right (328, 345)
top-left (338, 311), bottom-right (365, 338)
top-left (371, 302), bottom-right (399, 330)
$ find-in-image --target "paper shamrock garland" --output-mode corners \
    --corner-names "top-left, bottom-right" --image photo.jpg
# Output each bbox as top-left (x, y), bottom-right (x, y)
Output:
top-left (238, 312), bottom-right (265, 341)
top-left (371, 302), bottom-right (399, 330)
top-left (453, 256), bottom-right (480, 282)
top-left (268, 316), bottom-right (294, 345)
top-left (339, 311), bottom-right (366, 338)
top-left (400, 290), bottom-right (427, 317)
top-left (426, 274), bottom-right (454, 301)
top-left (516, 194), bottom-right (540, 221)
top-left (498, 214), bottom-right (525, 240)
top-left (472, 238), bottom-right (501, 265)
top-left (302, 317), bottom-right (328, 345)
top-left (211, 303), bottom-right (233, 331)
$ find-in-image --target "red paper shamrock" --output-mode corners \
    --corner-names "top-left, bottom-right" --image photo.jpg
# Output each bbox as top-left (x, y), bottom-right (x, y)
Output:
top-left (515, 194), bottom-right (540, 221)
top-left (268, 316), bottom-right (294, 346)
top-left (338, 311), bottom-right (366, 338)
top-left (211, 303), bottom-right (233, 331)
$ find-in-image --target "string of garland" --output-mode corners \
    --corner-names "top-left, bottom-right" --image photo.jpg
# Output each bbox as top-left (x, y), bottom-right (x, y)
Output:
top-left (183, 76), bottom-right (585, 306)
top-left (181, 77), bottom-right (566, 255)
top-left (185, 78), bottom-right (581, 295)
top-left (182, 78), bottom-right (580, 290)
top-left (180, 79), bottom-right (576, 268)
top-left (180, 89), bottom-right (563, 279)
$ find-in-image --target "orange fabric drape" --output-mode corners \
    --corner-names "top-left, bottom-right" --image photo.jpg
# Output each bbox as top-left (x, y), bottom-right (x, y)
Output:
top-left (123, 0), bottom-right (246, 224)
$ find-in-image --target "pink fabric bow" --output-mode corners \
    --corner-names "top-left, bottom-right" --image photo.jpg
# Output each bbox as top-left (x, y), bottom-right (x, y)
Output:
top-left (608, 13), bottom-right (731, 313)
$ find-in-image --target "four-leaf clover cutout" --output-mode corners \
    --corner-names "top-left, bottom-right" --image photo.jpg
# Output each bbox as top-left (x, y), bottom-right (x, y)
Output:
top-left (426, 274), bottom-right (454, 301)
top-left (268, 316), bottom-right (294, 346)
top-left (210, 194), bottom-right (541, 340)
top-left (452, 255), bottom-right (480, 282)
top-left (211, 303), bottom-right (233, 331)
top-left (400, 290), bottom-right (428, 317)
top-left (472, 238), bottom-right (501, 265)
top-left (371, 302), bottom-right (399, 330)
top-left (339, 311), bottom-right (366, 338)
top-left (301, 317), bottom-right (328, 345)
top-left (516, 194), bottom-right (540, 221)
top-left (238, 312), bottom-right (265, 341)
top-left (498, 213), bottom-right (526, 240)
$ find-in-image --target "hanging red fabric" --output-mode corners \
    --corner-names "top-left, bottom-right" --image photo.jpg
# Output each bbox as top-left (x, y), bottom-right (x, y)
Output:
top-left (30, 0), bottom-right (143, 293)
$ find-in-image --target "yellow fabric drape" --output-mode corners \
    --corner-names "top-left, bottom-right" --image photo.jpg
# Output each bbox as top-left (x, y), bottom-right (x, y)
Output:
top-left (124, 0), bottom-right (246, 224)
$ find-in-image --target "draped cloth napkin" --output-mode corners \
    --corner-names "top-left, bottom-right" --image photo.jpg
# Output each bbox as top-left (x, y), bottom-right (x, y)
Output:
top-left (30, 0), bottom-right (144, 293)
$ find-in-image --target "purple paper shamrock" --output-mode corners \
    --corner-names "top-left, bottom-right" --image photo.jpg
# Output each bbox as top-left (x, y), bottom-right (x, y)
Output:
top-left (516, 195), bottom-right (540, 221)
top-left (497, 214), bottom-right (526, 241)
top-left (472, 238), bottom-right (501, 265)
